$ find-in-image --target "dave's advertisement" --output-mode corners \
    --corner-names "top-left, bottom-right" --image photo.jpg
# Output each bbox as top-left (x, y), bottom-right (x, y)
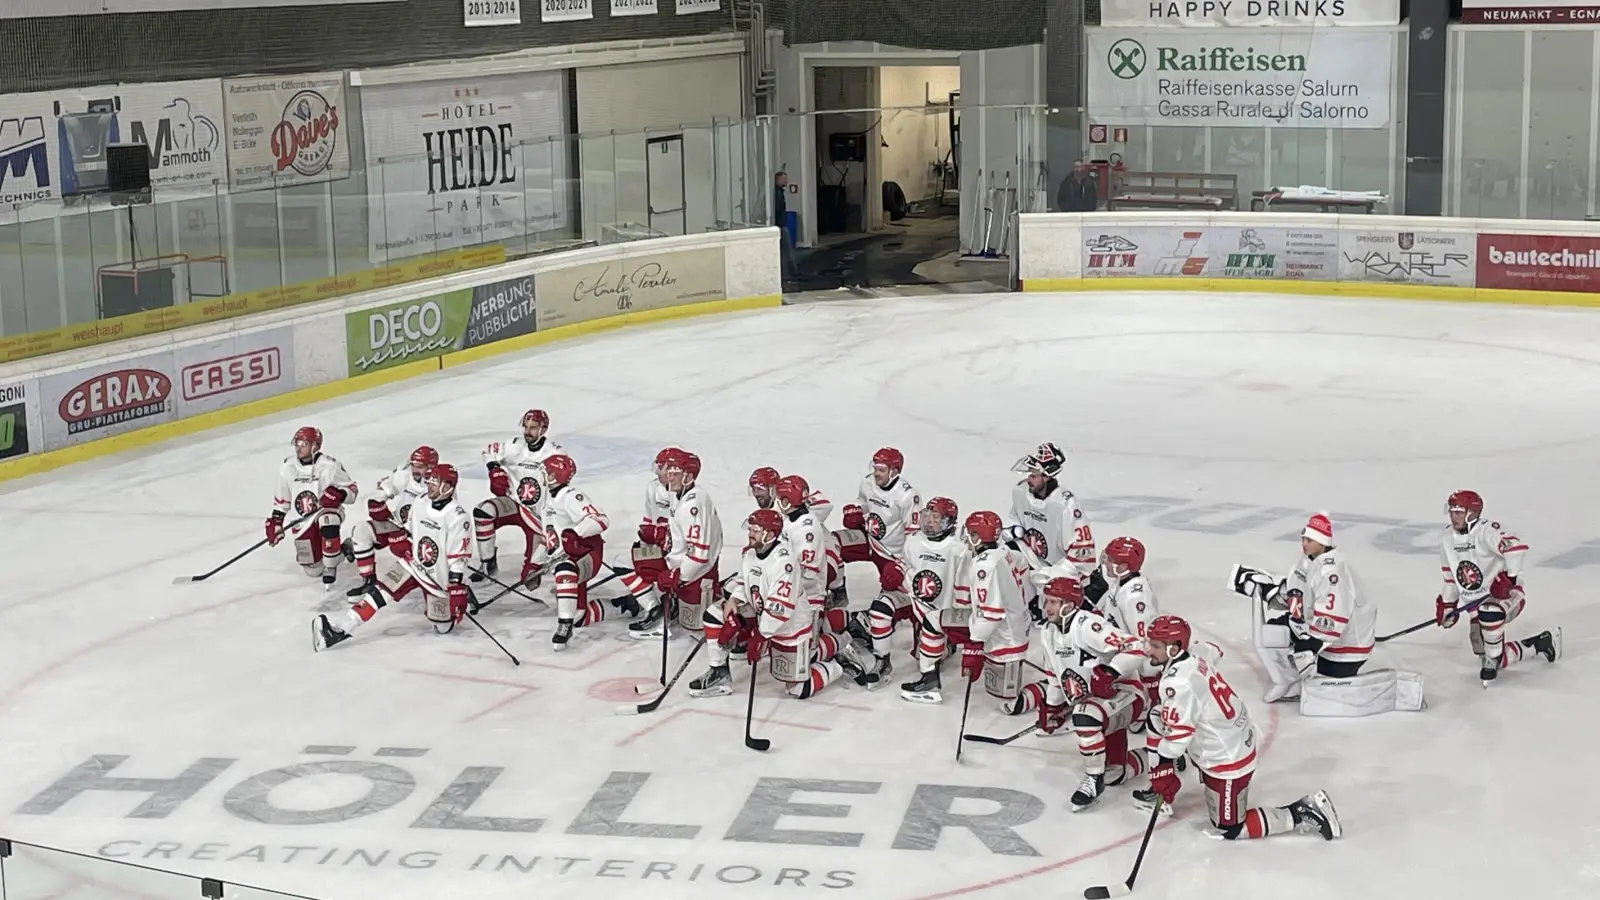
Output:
top-left (224, 72), bottom-right (351, 191)
top-left (1476, 233), bottom-right (1600, 293)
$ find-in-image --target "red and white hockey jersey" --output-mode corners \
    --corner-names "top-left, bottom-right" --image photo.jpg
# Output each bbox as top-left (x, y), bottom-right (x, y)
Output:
top-left (543, 485), bottom-right (608, 560)
top-left (903, 528), bottom-right (973, 615)
top-left (1102, 572), bottom-right (1159, 641)
top-left (406, 498), bottom-right (473, 594)
top-left (373, 461), bottom-right (429, 525)
top-left (483, 436), bottom-right (563, 510)
top-left (857, 474), bottom-right (922, 559)
top-left (1011, 481), bottom-right (1096, 575)
top-left (666, 483), bottom-right (724, 583)
top-left (1153, 651), bottom-right (1259, 779)
top-left (782, 508), bottom-right (828, 602)
top-left (1285, 548), bottom-right (1376, 665)
top-left (274, 453), bottom-right (357, 518)
top-left (1440, 519), bottom-right (1529, 606)
top-left (1036, 608), bottom-right (1145, 703)
top-left (967, 544), bottom-right (1033, 660)
top-left (742, 543), bottom-right (812, 642)
top-left (640, 478), bottom-right (675, 533)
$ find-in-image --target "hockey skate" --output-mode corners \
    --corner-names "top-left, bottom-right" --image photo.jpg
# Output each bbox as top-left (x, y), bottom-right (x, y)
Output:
top-left (469, 557), bottom-right (497, 584)
top-left (321, 566), bottom-right (338, 590)
top-left (837, 639), bottom-right (891, 690)
top-left (900, 669), bottom-right (942, 704)
top-left (552, 618), bottom-right (574, 651)
top-left (629, 600), bottom-right (666, 638)
top-left (846, 610), bottom-right (874, 646)
top-left (1287, 790), bottom-right (1341, 839)
top-left (1070, 772), bottom-right (1105, 812)
top-left (688, 664), bottom-right (733, 697)
top-left (1131, 787), bottom-right (1176, 816)
top-left (312, 615), bottom-right (350, 652)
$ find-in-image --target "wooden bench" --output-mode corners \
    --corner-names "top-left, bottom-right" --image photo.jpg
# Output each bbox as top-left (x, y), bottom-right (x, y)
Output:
top-left (1107, 171), bottom-right (1240, 211)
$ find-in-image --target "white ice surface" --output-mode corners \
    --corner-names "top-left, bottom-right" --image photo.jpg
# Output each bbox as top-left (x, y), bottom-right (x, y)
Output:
top-left (1, 291), bottom-right (1597, 900)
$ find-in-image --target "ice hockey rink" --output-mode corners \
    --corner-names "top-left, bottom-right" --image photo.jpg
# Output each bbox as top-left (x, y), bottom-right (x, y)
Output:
top-left (0, 289), bottom-right (1595, 900)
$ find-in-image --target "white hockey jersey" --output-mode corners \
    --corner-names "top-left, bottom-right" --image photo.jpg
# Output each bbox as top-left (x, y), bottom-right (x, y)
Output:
top-left (967, 544), bottom-right (1033, 658)
top-left (666, 483), bottom-right (724, 583)
top-left (1035, 608), bottom-right (1146, 703)
top-left (483, 436), bottom-right (564, 510)
top-left (406, 497), bottom-right (473, 594)
top-left (903, 529), bottom-right (973, 614)
top-left (543, 485), bottom-right (608, 560)
top-left (373, 461), bottom-right (430, 525)
top-left (858, 475), bottom-right (922, 559)
top-left (1285, 548), bottom-right (1376, 664)
top-left (1440, 519), bottom-right (1529, 606)
top-left (782, 508), bottom-right (828, 602)
top-left (1011, 481), bottom-right (1096, 575)
top-left (743, 543), bottom-right (811, 641)
top-left (274, 453), bottom-right (357, 518)
top-left (1153, 651), bottom-right (1259, 779)
top-left (640, 478), bottom-right (675, 531)
top-left (1101, 573), bottom-right (1159, 641)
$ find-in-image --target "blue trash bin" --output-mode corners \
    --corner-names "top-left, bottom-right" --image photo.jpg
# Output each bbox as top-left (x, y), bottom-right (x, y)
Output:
top-left (784, 210), bottom-right (798, 246)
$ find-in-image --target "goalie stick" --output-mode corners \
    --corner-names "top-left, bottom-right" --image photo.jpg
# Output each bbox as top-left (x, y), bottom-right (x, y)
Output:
top-left (617, 635), bottom-right (705, 716)
top-left (172, 514), bottom-right (311, 583)
top-left (1082, 797), bottom-right (1163, 899)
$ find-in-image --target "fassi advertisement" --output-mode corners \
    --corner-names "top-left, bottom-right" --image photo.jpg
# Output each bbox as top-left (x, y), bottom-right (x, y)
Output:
top-left (1476, 233), bottom-right (1600, 293)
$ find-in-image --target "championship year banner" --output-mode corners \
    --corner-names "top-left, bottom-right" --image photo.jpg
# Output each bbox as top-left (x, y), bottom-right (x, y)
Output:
top-left (361, 72), bottom-right (570, 262)
top-left (535, 246), bottom-right (726, 330)
top-left (1085, 27), bottom-right (1394, 128)
top-left (1100, 0), bottom-right (1398, 27)
top-left (0, 79), bottom-right (226, 223)
top-left (223, 72), bottom-right (351, 192)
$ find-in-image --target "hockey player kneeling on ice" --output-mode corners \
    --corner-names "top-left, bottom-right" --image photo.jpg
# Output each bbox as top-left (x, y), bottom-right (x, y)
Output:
top-left (898, 498), bottom-right (974, 704)
top-left (1436, 490), bottom-right (1560, 686)
top-left (617, 447), bottom-right (684, 631)
top-left (314, 464), bottom-right (473, 651)
top-left (1021, 577), bottom-right (1150, 812)
top-left (625, 449), bottom-right (724, 639)
top-left (750, 468), bottom-right (848, 633)
top-left (954, 511), bottom-right (1033, 702)
top-left (543, 454), bottom-right (638, 650)
top-left (1138, 614), bottom-right (1342, 842)
top-left (836, 447), bottom-right (922, 651)
top-left (473, 409), bottom-right (563, 588)
top-left (344, 446), bottom-right (436, 598)
top-left (694, 509), bottom-right (847, 699)
top-left (1231, 512), bottom-right (1415, 717)
top-left (267, 426), bottom-right (358, 588)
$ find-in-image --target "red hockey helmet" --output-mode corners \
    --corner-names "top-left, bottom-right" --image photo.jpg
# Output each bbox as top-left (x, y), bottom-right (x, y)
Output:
top-left (679, 451), bottom-right (702, 479)
top-left (747, 508), bottom-right (785, 543)
top-left (773, 475), bottom-right (810, 510)
top-left (749, 466), bottom-right (781, 491)
top-left (428, 461), bottom-right (459, 489)
top-left (292, 425), bottom-right (322, 450)
top-left (1042, 576), bottom-right (1085, 609)
top-left (544, 454), bottom-right (577, 488)
top-left (1102, 536), bottom-right (1146, 575)
top-left (1448, 490), bottom-right (1484, 521)
top-left (872, 447), bottom-right (905, 472)
top-left (522, 409), bottom-right (550, 436)
top-left (963, 510), bottom-right (1004, 545)
top-left (655, 446), bottom-right (683, 471)
top-left (1147, 614), bottom-right (1192, 652)
top-left (922, 496), bottom-right (959, 535)
top-left (410, 445), bottom-right (440, 476)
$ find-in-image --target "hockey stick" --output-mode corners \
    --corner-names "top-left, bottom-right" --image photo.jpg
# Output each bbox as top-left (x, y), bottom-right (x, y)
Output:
top-left (463, 610), bottom-right (520, 666)
top-left (1377, 599), bottom-right (1485, 643)
top-left (172, 515), bottom-right (311, 584)
top-left (468, 566), bottom-right (548, 605)
top-left (617, 635), bottom-right (705, 716)
top-left (744, 657), bottom-right (772, 752)
top-left (964, 723), bottom-right (1039, 745)
top-left (1083, 797), bottom-right (1163, 899)
top-left (954, 677), bottom-right (976, 762)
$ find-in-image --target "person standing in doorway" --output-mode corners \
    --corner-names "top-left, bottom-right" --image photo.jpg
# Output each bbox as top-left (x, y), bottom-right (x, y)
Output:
top-left (1057, 160), bottom-right (1100, 212)
top-left (775, 171), bottom-right (801, 286)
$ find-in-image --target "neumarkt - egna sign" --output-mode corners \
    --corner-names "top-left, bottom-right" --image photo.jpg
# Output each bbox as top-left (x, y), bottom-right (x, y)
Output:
top-left (1087, 27), bottom-right (1394, 128)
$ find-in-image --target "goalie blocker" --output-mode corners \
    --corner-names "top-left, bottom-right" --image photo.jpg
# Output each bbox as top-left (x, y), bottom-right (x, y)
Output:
top-left (1232, 563), bottom-right (1424, 717)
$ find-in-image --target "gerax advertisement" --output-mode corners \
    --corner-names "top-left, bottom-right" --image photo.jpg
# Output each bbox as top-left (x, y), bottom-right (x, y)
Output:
top-left (1475, 233), bottom-right (1600, 293)
top-left (39, 356), bottom-right (179, 449)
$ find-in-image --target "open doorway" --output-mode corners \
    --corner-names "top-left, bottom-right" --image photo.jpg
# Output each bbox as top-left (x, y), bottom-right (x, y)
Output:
top-left (801, 64), bottom-right (964, 290)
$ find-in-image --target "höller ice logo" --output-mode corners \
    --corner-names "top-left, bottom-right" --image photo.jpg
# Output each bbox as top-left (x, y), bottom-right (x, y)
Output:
top-left (1108, 39), bottom-right (1147, 79)
top-left (1107, 40), bottom-right (1309, 79)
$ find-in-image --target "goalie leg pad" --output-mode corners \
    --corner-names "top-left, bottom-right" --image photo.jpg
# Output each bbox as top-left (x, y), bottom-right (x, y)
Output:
top-left (1298, 668), bottom-right (1425, 717)
top-left (676, 568), bottom-right (716, 631)
top-left (836, 528), bottom-right (871, 563)
top-left (769, 635), bottom-right (812, 684)
top-left (982, 653), bottom-right (1024, 701)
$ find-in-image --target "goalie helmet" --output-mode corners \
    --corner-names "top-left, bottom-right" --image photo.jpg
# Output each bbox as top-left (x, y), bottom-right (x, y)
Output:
top-left (1013, 442), bottom-right (1065, 478)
